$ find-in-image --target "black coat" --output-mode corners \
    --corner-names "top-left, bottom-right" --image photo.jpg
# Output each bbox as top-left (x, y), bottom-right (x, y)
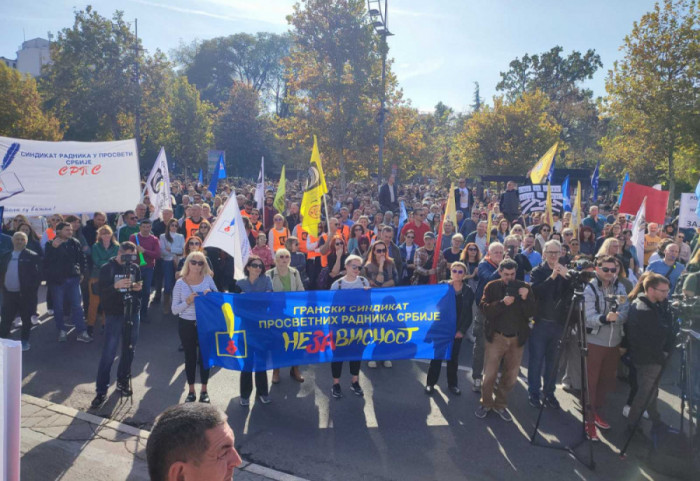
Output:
top-left (453, 187), bottom-right (475, 212)
top-left (98, 258), bottom-right (143, 316)
top-left (441, 281), bottom-right (475, 334)
top-left (43, 237), bottom-right (86, 283)
top-left (530, 262), bottom-right (570, 322)
top-left (627, 295), bottom-right (675, 366)
top-left (0, 248), bottom-right (42, 296)
top-left (378, 183), bottom-right (399, 211)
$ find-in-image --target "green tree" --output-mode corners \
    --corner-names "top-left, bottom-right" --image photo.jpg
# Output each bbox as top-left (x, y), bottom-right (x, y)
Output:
top-left (41, 6), bottom-right (140, 141)
top-left (451, 91), bottom-right (561, 177)
top-left (471, 82), bottom-right (482, 112)
top-left (0, 63), bottom-right (62, 140)
top-left (602, 0), bottom-right (700, 203)
top-left (169, 76), bottom-right (214, 174)
top-left (279, 0), bottom-right (391, 188)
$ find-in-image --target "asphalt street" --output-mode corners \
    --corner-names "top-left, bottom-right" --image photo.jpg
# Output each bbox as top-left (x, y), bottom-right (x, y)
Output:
top-left (13, 286), bottom-right (689, 481)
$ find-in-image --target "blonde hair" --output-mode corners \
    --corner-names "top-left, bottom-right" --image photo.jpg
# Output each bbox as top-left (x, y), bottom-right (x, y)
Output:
top-left (180, 251), bottom-right (212, 278)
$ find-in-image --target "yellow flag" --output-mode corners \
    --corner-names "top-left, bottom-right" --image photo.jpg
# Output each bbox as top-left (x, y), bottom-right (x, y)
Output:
top-left (222, 302), bottom-right (235, 339)
top-left (529, 142), bottom-right (558, 184)
top-left (486, 207), bottom-right (493, 244)
top-left (443, 183), bottom-right (457, 234)
top-left (571, 181), bottom-right (582, 237)
top-left (273, 165), bottom-right (286, 214)
top-left (545, 182), bottom-right (553, 226)
top-left (300, 136), bottom-right (327, 237)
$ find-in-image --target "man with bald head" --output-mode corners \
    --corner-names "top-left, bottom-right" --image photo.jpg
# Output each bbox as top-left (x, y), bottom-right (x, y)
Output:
top-left (644, 222), bottom-right (662, 267)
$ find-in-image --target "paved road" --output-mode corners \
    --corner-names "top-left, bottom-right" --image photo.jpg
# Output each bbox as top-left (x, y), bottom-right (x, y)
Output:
top-left (14, 286), bottom-right (689, 481)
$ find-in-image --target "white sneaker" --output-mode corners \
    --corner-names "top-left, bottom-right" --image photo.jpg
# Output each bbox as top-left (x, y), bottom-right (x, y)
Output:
top-left (472, 378), bottom-right (482, 392)
top-left (31, 314), bottom-right (40, 325)
top-left (47, 309), bottom-right (54, 316)
top-left (13, 317), bottom-right (22, 327)
top-left (76, 332), bottom-right (94, 343)
top-left (622, 404), bottom-right (650, 419)
top-left (368, 361), bottom-right (377, 368)
top-left (383, 360), bottom-right (393, 368)
top-left (58, 330), bottom-right (68, 342)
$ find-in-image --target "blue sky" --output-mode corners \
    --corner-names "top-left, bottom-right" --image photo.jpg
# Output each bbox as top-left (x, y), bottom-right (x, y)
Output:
top-left (1, 0), bottom-right (659, 112)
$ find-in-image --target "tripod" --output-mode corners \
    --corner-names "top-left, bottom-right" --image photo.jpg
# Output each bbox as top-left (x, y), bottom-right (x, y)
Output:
top-left (530, 286), bottom-right (595, 470)
top-left (119, 261), bottom-right (137, 403)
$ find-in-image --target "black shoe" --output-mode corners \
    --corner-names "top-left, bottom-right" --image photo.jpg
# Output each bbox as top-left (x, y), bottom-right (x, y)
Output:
top-left (152, 296), bottom-right (161, 304)
top-left (331, 384), bottom-right (343, 399)
top-left (199, 392), bottom-right (210, 403)
top-left (91, 394), bottom-right (106, 409)
top-left (544, 395), bottom-right (560, 409)
top-left (350, 381), bottom-right (364, 397)
top-left (448, 385), bottom-right (461, 395)
top-left (185, 392), bottom-right (196, 403)
top-left (117, 380), bottom-right (133, 397)
top-left (528, 393), bottom-right (542, 408)
top-left (87, 325), bottom-right (94, 336)
top-left (424, 385), bottom-right (435, 395)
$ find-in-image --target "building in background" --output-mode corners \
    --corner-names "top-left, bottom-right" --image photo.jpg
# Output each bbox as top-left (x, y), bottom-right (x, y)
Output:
top-left (3, 38), bottom-right (51, 77)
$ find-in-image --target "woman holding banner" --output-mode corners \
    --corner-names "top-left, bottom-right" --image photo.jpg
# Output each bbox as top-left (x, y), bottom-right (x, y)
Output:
top-left (425, 261), bottom-right (474, 395)
top-left (267, 248), bottom-right (306, 383)
top-left (237, 255), bottom-right (273, 405)
top-left (171, 251), bottom-right (217, 404)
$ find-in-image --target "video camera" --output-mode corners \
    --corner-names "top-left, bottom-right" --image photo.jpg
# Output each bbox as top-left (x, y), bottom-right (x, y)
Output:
top-left (672, 294), bottom-right (700, 334)
top-left (120, 253), bottom-right (139, 264)
top-left (566, 259), bottom-right (596, 290)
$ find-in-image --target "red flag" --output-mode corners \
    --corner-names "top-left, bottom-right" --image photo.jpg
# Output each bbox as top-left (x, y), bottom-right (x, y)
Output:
top-left (619, 182), bottom-right (669, 225)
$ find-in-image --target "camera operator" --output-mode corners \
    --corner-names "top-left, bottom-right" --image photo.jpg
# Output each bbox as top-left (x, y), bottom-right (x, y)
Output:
top-left (583, 255), bottom-right (629, 441)
top-left (528, 239), bottom-right (570, 409)
top-left (625, 273), bottom-right (674, 435)
top-left (91, 242), bottom-right (143, 409)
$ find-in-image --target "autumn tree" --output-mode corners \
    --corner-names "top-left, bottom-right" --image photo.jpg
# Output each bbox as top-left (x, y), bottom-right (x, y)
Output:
top-left (0, 63), bottom-right (62, 140)
top-left (451, 91), bottom-right (561, 177)
top-left (602, 0), bottom-right (700, 202)
top-left (280, 0), bottom-right (391, 189)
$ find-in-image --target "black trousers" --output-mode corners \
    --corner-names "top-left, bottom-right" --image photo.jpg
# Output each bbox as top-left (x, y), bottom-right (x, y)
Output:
top-left (331, 361), bottom-right (361, 379)
top-left (178, 317), bottom-right (209, 385)
top-left (240, 371), bottom-right (269, 399)
top-left (0, 289), bottom-right (35, 342)
top-left (427, 338), bottom-right (463, 387)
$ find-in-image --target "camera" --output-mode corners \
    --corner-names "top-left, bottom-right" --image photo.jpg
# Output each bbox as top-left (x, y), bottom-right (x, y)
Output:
top-left (121, 253), bottom-right (138, 263)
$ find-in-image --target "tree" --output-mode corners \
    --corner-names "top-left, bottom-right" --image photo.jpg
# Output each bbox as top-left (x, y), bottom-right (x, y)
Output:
top-left (215, 83), bottom-right (269, 178)
top-left (168, 76), bottom-right (214, 174)
top-left (41, 7), bottom-right (140, 141)
top-left (471, 82), bottom-right (482, 112)
top-left (174, 33), bottom-right (290, 110)
top-left (497, 46), bottom-right (604, 166)
top-left (451, 91), bottom-right (561, 177)
top-left (602, 0), bottom-right (700, 203)
top-left (279, 0), bottom-right (391, 189)
top-left (0, 63), bottom-right (62, 140)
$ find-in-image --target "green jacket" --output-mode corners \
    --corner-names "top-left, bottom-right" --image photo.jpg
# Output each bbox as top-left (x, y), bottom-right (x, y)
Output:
top-left (91, 243), bottom-right (119, 278)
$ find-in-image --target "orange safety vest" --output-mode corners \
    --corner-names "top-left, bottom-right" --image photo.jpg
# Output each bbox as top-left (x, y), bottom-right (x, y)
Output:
top-left (251, 221), bottom-right (263, 233)
top-left (46, 227), bottom-right (56, 241)
top-left (270, 227), bottom-right (290, 252)
top-left (297, 228), bottom-right (310, 254)
top-left (185, 218), bottom-right (202, 239)
top-left (334, 225), bottom-right (350, 243)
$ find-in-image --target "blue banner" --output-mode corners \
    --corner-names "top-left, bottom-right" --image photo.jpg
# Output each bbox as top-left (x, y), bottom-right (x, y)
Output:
top-left (194, 284), bottom-right (457, 372)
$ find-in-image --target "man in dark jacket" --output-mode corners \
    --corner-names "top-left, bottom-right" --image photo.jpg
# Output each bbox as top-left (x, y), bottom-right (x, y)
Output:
top-left (379, 174), bottom-right (399, 213)
top-left (0, 232), bottom-right (42, 351)
top-left (499, 181), bottom-right (520, 223)
top-left (625, 274), bottom-right (674, 433)
top-left (476, 259), bottom-right (536, 422)
top-left (91, 242), bottom-right (143, 408)
top-left (528, 239), bottom-right (570, 409)
top-left (44, 222), bottom-right (90, 343)
top-left (454, 179), bottom-right (475, 217)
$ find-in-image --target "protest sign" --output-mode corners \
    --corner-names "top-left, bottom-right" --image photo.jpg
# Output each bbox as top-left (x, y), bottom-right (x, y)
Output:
top-left (679, 193), bottom-right (699, 229)
top-left (518, 184), bottom-right (563, 215)
top-left (195, 284), bottom-right (457, 372)
top-left (0, 136), bottom-right (140, 218)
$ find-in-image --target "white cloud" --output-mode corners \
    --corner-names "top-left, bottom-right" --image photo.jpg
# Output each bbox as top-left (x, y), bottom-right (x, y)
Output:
top-left (130, 0), bottom-right (290, 25)
top-left (395, 57), bottom-right (445, 81)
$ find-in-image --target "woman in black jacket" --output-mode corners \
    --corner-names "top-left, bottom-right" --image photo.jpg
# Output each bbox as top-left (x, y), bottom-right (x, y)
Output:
top-left (425, 261), bottom-right (474, 395)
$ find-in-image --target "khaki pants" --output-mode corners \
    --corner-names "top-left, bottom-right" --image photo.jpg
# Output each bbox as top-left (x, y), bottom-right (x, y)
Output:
top-left (86, 278), bottom-right (103, 327)
top-left (480, 333), bottom-right (524, 410)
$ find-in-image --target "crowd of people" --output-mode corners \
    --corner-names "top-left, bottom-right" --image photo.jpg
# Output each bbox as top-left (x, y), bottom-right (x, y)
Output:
top-left (1, 173), bottom-right (699, 445)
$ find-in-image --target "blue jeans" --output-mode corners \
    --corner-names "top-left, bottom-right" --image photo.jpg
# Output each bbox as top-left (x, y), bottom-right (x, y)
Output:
top-left (96, 312), bottom-right (140, 395)
top-left (139, 266), bottom-right (154, 321)
top-left (50, 276), bottom-right (86, 334)
top-left (162, 260), bottom-right (176, 294)
top-left (527, 320), bottom-right (563, 397)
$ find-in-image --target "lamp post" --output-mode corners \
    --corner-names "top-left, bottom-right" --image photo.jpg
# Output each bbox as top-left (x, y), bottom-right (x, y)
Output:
top-left (368, 0), bottom-right (392, 186)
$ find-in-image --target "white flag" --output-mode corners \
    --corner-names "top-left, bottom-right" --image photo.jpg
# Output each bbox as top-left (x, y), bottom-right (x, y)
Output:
top-left (630, 196), bottom-right (647, 268)
top-left (146, 147), bottom-right (171, 221)
top-left (254, 156), bottom-right (265, 209)
top-left (204, 194), bottom-right (251, 280)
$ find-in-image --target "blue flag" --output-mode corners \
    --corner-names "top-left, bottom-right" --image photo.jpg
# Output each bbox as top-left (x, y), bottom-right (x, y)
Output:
top-left (194, 285), bottom-right (457, 372)
top-left (617, 172), bottom-right (629, 205)
top-left (547, 153), bottom-right (556, 184)
top-left (695, 177), bottom-right (700, 217)
top-left (591, 160), bottom-right (600, 201)
top-left (396, 200), bottom-right (408, 244)
top-left (197, 169), bottom-right (203, 185)
top-left (561, 175), bottom-right (571, 212)
top-left (216, 153), bottom-right (227, 179)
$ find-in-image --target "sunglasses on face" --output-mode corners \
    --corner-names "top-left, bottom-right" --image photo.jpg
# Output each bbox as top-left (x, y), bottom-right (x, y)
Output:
top-left (189, 242), bottom-right (201, 247)
top-left (467, 247), bottom-right (478, 251)
top-left (278, 255), bottom-right (290, 259)
top-left (564, 232), bottom-right (573, 236)
top-left (406, 235), bottom-right (414, 239)
top-left (451, 269), bottom-right (464, 275)
top-left (349, 264), bottom-right (361, 270)
top-left (600, 267), bottom-right (617, 273)
top-left (189, 260), bottom-right (205, 266)
top-left (375, 248), bottom-right (386, 253)
top-left (249, 263), bottom-right (263, 269)
top-left (274, 218), bottom-right (283, 222)
top-left (541, 229), bottom-right (550, 232)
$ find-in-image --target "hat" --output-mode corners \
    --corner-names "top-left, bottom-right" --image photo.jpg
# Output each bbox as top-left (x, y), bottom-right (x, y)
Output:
top-left (424, 232), bottom-right (436, 240)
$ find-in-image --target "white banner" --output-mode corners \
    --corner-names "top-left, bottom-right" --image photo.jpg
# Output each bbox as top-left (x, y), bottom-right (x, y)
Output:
top-left (1, 339), bottom-right (22, 481)
top-left (518, 184), bottom-right (563, 214)
top-left (204, 195), bottom-right (251, 280)
top-left (0, 136), bottom-right (140, 218)
top-left (679, 193), bottom-right (699, 229)
top-left (146, 147), bottom-right (171, 221)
